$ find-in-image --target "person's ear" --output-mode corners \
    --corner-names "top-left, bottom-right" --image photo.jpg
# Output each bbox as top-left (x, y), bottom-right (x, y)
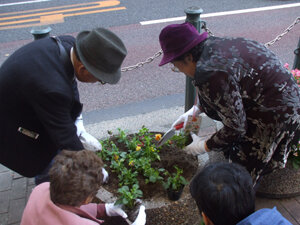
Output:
top-left (78, 64), bottom-right (86, 75)
top-left (202, 212), bottom-right (214, 225)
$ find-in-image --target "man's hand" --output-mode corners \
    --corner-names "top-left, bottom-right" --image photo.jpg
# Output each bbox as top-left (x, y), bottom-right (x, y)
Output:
top-left (102, 168), bottom-right (109, 183)
top-left (183, 133), bottom-right (208, 155)
top-left (75, 114), bottom-right (102, 151)
top-left (105, 203), bottom-right (127, 218)
top-left (79, 132), bottom-right (102, 151)
top-left (132, 205), bottom-right (146, 225)
top-left (172, 105), bottom-right (200, 130)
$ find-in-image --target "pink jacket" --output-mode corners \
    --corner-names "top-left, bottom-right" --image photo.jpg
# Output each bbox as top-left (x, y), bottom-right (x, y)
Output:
top-left (21, 182), bottom-right (106, 225)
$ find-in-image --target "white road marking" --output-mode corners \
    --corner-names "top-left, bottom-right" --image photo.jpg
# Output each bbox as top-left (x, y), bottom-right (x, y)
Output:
top-left (140, 3), bottom-right (300, 25)
top-left (0, 0), bottom-right (50, 7)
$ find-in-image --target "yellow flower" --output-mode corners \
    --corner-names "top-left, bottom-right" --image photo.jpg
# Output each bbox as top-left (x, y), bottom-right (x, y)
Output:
top-left (136, 145), bottom-right (141, 151)
top-left (155, 134), bottom-right (162, 141)
top-left (150, 147), bottom-right (155, 152)
top-left (114, 155), bottom-right (119, 161)
top-left (129, 161), bottom-right (134, 166)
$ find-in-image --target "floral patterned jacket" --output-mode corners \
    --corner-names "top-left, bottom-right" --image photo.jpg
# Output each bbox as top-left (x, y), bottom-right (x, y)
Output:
top-left (194, 36), bottom-right (300, 180)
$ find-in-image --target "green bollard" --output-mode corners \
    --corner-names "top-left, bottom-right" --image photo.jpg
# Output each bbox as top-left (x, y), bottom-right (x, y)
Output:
top-left (30, 26), bottom-right (52, 40)
top-left (184, 7), bottom-right (204, 112)
top-left (293, 37), bottom-right (300, 70)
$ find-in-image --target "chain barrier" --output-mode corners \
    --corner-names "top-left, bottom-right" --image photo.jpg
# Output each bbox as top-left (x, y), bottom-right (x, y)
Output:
top-left (264, 17), bottom-right (300, 47)
top-left (121, 16), bottom-right (300, 72)
top-left (121, 50), bottom-right (162, 72)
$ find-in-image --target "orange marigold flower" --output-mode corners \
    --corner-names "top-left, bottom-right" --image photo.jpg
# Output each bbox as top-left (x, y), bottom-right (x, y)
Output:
top-left (155, 134), bottom-right (162, 141)
top-left (136, 145), bottom-right (141, 151)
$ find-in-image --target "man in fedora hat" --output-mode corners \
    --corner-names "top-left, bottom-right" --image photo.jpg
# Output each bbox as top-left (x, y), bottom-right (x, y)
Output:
top-left (0, 27), bottom-right (127, 184)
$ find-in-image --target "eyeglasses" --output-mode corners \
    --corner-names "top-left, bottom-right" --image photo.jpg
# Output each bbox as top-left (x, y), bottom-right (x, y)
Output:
top-left (171, 65), bottom-right (180, 73)
top-left (98, 79), bottom-right (107, 85)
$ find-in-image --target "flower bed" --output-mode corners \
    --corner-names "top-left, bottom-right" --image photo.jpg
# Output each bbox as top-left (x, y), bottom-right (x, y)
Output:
top-left (96, 127), bottom-right (201, 224)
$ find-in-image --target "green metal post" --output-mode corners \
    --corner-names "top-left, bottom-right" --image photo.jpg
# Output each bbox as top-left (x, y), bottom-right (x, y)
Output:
top-left (184, 7), bottom-right (204, 112)
top-left (30, 26), bottom-right (52, 40)
top-left (293, 37), bottom-right (300, 70)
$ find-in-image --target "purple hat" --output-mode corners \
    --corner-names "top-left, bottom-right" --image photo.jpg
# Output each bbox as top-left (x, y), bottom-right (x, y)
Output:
top-left (159, 22), bottom-right (208, 66)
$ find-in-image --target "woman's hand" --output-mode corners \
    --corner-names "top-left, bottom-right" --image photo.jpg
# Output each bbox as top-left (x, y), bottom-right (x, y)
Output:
top-left (172, 105), bottom-right (200, 130)
top-left (183, 133), bottom-right (209, 155)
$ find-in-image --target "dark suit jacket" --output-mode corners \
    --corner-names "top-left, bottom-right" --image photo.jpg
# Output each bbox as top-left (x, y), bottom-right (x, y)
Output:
top-left (0, 36), bottom-right (84, 177)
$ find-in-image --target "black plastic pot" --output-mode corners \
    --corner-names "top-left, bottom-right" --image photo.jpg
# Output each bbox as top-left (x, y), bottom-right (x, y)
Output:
top-left (167, 186), bottom-right (184, 201)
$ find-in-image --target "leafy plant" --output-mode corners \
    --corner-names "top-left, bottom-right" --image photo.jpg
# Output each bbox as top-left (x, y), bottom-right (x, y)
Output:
top-left (289, 141), bottom-right (300, 170)
top-left (116, 184), bottom-right (143, 209)
top-left (118, 167), bottom-right (138, 187)
top-left (100, 127), bottom-right (189, 208)
top-left (164, 130), bottom-right (189, 149)
top-left (163, 166), bottom-right (188, 191)
top-left (284, 63), bottom-right (300, 169)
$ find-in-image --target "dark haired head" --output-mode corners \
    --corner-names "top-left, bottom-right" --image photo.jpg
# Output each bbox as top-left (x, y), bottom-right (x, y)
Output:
top-left (189, 162), bottom-right (255, 225)
top-left (173, 40), bottom-right (206, 63)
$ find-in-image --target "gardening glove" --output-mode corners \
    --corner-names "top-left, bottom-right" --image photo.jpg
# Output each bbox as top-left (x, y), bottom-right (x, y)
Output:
top-left (102, 168), bottom-right (109, 183)
top-left (132, 205), bottom-right (146, 225)
top-left (172, 105), bottom-right (200, 130)
top-left (105, 202), bottom-right (127, 218)
top-left (75, 114), bottom-right (102, 151)
top-left (183, 133), bottom-right (208, 156)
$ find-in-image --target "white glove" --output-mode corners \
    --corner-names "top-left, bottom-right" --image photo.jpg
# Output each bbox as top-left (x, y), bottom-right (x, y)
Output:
top-left (183, 133), bottom-right (207, 155)
top-left (75, 114), bottom-right (102, 151)
top-left (132, 205), bottom-right (146, 225)
top-left (102, 168), bottom-right (109, 183)
top-left (79, 132), bottom-right (102, 151)
top-left (105, 203), bottom-right (127, 218)
top-left (172, 105), bottom-right (200, 130)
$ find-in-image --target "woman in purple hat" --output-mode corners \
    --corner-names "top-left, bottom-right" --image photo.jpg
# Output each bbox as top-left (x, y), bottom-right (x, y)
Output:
top-left (159, 22), bottom-right (300, 185)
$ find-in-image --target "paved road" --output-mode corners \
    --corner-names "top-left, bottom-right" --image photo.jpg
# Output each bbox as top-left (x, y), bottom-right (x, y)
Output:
top-left (1, 0), bottom-right (299, 41)
top-left (0, 1), bottom-right (299, 120)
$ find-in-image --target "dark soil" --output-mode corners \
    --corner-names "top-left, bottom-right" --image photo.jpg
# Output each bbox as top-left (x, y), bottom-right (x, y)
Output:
top-left (102, 133), bottom-right (198, 201)
top-left (96, 132), bottom-right (201, 225)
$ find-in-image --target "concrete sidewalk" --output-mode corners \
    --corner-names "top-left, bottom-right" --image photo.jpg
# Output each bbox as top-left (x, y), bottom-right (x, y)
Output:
top-left (0, 105), bottom-right (219, 225)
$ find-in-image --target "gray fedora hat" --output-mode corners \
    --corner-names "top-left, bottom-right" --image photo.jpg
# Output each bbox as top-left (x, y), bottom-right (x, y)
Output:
top-left (75, 28), bottom-right (127, 84)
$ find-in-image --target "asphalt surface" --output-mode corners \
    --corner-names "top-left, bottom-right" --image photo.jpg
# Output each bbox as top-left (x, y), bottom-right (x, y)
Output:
top-left (0, 2), bottom-right (299, 125)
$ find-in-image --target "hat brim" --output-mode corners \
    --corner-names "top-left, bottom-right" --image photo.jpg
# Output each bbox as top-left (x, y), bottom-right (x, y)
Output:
top-left (75, 31), bottom-right (121, 84)
top-left (159, 34), bottom-right (207, 67)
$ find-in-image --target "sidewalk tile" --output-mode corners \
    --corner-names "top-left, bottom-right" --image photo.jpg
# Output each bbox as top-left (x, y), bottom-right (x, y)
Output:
top-left (0, 191), bottom-right (10, 213)
top-left (12, 173), bottom-right (22, 179)
top-left (0, 172), bottom-right (12, 192)
top-left (27, 178), bottom-right (35, 186)
top-left (7, 198), bottom-right (25, 224)
top-left (10, 178), bottom-right (26, 200)
top-left (0, 213), bottom-right (8, 225)
top-left (26, 184), bottom-right (35, 202)
top-left (0, 165), bottom-right (9, 173)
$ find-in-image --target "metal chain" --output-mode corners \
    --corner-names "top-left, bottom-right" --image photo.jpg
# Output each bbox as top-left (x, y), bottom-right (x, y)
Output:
top-left (121, 17), bottom-right (299, 72)
top-left (265, 17), bottom-right (300, 47)
top-left (121, 50), bottom-right (162, 72)
top-left (201, 22), bottom-right (214, 37)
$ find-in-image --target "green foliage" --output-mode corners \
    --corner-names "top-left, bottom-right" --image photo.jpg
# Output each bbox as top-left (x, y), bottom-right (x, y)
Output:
top-left (163, 166), bottom-right (188, 191)
top-left (116, 184), bottom-right (143, 209)
top-left (118, 167), bottom-right (138, 187)
top-left (100, 127), bottom-right (189, 208)
top-left (165, 130), bottom-right (189, 149)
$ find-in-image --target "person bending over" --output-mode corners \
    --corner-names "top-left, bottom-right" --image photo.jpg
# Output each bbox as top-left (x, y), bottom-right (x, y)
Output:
top-left (21, 150), bottom-right (146, 225)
